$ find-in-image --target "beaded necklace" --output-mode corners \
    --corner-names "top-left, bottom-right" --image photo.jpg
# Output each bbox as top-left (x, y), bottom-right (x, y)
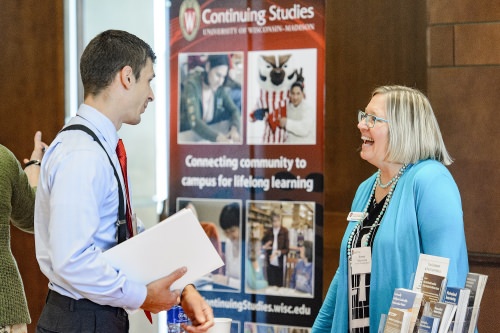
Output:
top-left (376, 170), bottom-right (398, 188)
top-left (347, 164), bottom-right (408, 261)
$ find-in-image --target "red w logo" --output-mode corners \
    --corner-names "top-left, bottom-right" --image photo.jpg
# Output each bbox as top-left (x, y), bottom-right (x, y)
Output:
top-left (183, 8), bottom-right (196, 35)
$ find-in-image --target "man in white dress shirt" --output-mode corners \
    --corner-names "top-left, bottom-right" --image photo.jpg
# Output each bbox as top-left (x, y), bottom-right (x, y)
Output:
top-left (34, 30), bottom-right (213, 333)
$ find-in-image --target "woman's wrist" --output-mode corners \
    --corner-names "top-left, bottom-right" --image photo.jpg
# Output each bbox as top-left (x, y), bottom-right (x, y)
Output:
top-left (24, 159), bottom-right (41, 168)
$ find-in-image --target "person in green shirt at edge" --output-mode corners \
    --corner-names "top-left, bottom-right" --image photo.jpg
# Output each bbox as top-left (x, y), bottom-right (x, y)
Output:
top-left (0, 131), bottom-right (47, 333)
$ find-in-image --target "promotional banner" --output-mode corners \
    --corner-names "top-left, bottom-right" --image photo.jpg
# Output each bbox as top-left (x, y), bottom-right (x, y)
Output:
top-left (169, 1), bottom-right (325, 331)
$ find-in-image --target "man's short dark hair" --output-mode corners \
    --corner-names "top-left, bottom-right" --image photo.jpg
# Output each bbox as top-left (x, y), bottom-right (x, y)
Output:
top-left (80, 29), bottom-right (156, 97)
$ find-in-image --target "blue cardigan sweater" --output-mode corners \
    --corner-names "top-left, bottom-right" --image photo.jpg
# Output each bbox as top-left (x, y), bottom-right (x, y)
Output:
top-left (312, 160), bottom-right (469, 333)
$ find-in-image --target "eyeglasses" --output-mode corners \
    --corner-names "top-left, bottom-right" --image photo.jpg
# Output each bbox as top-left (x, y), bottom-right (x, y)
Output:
top-left (357, 110), bottom-right (389, 128)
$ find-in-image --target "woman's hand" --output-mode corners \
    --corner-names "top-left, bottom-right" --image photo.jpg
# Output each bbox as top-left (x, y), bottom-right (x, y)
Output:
top-left (24, 131), bottom-right (48, 187)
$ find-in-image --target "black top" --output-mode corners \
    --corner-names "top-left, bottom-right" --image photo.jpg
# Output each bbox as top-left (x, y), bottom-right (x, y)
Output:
top-left (350, 194), bottom-right (387, 333)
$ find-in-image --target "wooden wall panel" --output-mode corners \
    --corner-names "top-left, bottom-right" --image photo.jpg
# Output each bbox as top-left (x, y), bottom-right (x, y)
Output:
top-left (428, 67), bottom-right (500, 254)
top-left (324, 0), bottom-right (428, 302)
top-left (0, 0), bottom-right (65, 331)
top-left (428, 26), bottom-right (455, 66)
top-left (427, 2), bottom-right (500, 329)
top-left (324, 0), bottom-right (427, 214)
top-left (428, 0), bottom-right (500, 24)
top-left (468, 263), bottom-right (499, 332)
top-left (455, 23), bottom-right (500, 65)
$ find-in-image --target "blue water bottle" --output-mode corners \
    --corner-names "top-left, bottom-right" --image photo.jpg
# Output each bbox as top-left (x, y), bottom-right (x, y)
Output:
top-left (167, 305), bottom-right (190, 333)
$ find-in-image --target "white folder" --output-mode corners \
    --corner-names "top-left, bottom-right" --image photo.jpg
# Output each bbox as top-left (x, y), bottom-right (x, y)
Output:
top-left (103, 208), bottom-right (224, 290)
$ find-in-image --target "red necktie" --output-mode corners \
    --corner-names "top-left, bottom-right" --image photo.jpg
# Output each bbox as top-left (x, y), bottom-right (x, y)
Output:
top-left (116, 139), bottom-right (133, 237)
top-left (116, 139), bottom-right (153, 324)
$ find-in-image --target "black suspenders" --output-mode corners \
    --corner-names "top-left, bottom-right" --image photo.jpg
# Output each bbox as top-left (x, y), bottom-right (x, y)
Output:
top-left (59, 124), bottom-right (127, 243)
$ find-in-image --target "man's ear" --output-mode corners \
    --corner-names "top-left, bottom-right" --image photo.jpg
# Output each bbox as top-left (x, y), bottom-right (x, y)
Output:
top-left (120, 65), bottom-right (133, 88)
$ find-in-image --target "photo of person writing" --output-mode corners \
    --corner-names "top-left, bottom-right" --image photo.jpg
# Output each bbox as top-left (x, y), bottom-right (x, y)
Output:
top-left (179, 53), bottom-right (242, 143)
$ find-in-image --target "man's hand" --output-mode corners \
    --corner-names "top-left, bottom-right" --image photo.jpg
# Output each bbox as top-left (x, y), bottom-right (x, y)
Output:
top-left (180, 284), bottom-right (214, 333)
top-left (141, 267), bottom-right (187, 314)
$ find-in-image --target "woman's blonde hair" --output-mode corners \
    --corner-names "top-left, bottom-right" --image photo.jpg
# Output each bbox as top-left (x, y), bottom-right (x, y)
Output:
top-left (373, 85), bottom-right (453, 165)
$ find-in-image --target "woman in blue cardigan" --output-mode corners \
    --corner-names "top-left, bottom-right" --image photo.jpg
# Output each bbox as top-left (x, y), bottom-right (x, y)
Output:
top-left (312, 85), bottom-right (469, 333)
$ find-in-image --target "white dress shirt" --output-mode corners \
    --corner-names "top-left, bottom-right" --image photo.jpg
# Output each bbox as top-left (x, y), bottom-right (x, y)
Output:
top-left (35, 104), bottom-right (146, 311)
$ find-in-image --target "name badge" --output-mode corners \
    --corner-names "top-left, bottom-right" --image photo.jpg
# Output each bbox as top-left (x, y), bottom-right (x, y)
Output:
top-left (350, 247), bottom-right (372, 274)
top-left (347, 211), bottom-right (367, 221)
